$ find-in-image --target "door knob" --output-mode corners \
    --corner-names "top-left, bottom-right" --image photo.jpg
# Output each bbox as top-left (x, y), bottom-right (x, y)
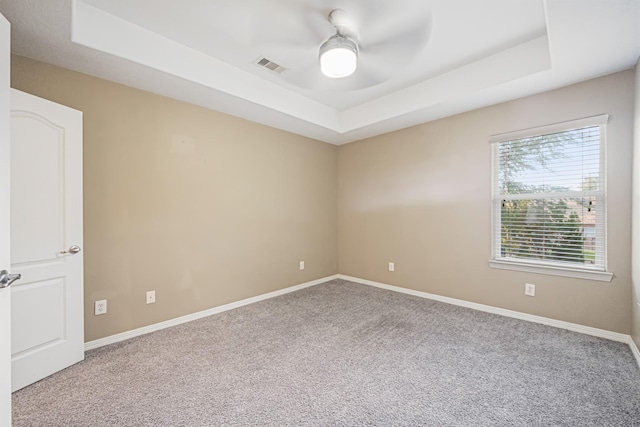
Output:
top-left (60, 245), bottom-right (81, 255)
top-left (0, 270), bottom-right (21, 289)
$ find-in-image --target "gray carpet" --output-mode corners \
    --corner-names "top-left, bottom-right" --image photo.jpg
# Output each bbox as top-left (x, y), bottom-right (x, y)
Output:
top-left (12, 279), bottom-right (640, 426)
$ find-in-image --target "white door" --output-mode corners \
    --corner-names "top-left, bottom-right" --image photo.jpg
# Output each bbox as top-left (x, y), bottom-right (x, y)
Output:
top-left (0, 11), bottom-right (12, 426)
top-left (10, 89), bottom-right (84, 392)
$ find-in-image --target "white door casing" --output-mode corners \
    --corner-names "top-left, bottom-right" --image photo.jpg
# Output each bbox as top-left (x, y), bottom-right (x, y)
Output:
top-left (0, 11), bottom-right (12, 426)
top-left (10, 89), bottom-right (84, 392)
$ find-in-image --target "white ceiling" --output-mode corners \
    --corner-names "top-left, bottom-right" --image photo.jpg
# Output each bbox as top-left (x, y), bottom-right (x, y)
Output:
top-left (0, 0), bottom-right (639, 145)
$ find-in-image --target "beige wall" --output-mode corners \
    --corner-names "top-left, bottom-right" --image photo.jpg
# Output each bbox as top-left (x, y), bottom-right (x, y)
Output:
top-left (632, 59), bottom-right (640, 347)
top-left (11, 54), bottom-right (637, 341)
top-left (338, 70), bottom-right (635, 334)
top-left (11, 55), bottom-right (338, 342)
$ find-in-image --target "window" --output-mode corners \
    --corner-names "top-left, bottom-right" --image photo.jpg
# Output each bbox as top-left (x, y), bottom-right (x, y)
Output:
top-left (489, 115), bottom-right (612, 282)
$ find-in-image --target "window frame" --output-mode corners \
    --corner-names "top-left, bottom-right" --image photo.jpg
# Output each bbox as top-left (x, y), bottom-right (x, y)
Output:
top-left (488, 115), bottom-right (613, 282)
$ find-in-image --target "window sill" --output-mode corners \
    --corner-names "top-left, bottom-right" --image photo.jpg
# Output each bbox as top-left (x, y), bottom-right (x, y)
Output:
top-left (488, 259), bottom-right (613, 282)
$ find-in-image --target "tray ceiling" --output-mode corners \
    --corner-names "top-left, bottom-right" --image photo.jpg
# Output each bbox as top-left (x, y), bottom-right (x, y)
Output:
top-left (1, 0), bottom-right (639, 144)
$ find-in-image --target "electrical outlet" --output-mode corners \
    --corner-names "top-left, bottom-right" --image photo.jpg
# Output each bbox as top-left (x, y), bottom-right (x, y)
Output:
top-left (389, 262), bottom-right (395, 272)
top-left (525, 283), bottom-right (536, 297)
top-left (95, 299), bottom-right (107, 315)
top-left (299, 261), bottom-right (305, 270)
top-left (146, 290), bottom-right (156, 304)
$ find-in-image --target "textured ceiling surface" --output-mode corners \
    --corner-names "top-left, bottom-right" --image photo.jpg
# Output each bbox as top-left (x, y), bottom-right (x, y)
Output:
top-left (1, 0), bottom-right (639, 144)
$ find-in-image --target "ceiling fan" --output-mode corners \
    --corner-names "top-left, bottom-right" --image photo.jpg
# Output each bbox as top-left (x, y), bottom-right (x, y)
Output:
top-left (318, 9), bottom-right (360, 78)
top-left (252, 1), bottom-right (432, 91)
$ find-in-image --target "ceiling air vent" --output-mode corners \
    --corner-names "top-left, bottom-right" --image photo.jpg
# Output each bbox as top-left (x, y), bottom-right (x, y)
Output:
top-left (255, 57), bottom-right (286, 74)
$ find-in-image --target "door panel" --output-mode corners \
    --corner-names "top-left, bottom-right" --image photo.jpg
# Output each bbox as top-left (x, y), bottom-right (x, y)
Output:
top-left (10, 89), bottom-right (84, 392)
top-left (11, 278), bottom-right (64, 355)
top-left (10, 112), bottom-right (64, 264)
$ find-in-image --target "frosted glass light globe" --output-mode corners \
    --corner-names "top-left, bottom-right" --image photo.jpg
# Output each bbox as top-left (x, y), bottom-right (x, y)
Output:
top-left (319, 34), bottom-right (358, 78)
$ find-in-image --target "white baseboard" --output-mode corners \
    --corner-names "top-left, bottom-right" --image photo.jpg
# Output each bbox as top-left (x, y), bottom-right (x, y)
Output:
top-left (85, 273), bottom-right (640, 370)
top-left (337, 274), bottom-right (631, 344)
top-left (85, 274), bottom-right (339, 351)
top-left (630, 338), bottom-right (640, 368)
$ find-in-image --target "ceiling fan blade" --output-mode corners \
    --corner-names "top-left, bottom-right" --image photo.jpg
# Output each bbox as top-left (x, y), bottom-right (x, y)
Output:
top-left (280, 62), bottom-right (327, 91)
top-left (249, 0), bottom-right (434, 92)
top-left (358, 9), bottom-right (433, 77)
top-left (304, 6), bottom-right (335, 41)
top-left (361, 33), bottom-right (427, 68)
top-left (360, 2), bottom-right (431, 48)
top-left (354, 54), bottom-right (395, 86)
top-left (248, 0), bottom-right (331, 50)
top-left (250, 0), bottom-right (336, 43)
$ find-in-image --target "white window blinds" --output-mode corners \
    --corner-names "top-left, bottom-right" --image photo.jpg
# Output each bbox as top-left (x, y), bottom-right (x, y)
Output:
top-left (491, 115), bottom-right (607, 271)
